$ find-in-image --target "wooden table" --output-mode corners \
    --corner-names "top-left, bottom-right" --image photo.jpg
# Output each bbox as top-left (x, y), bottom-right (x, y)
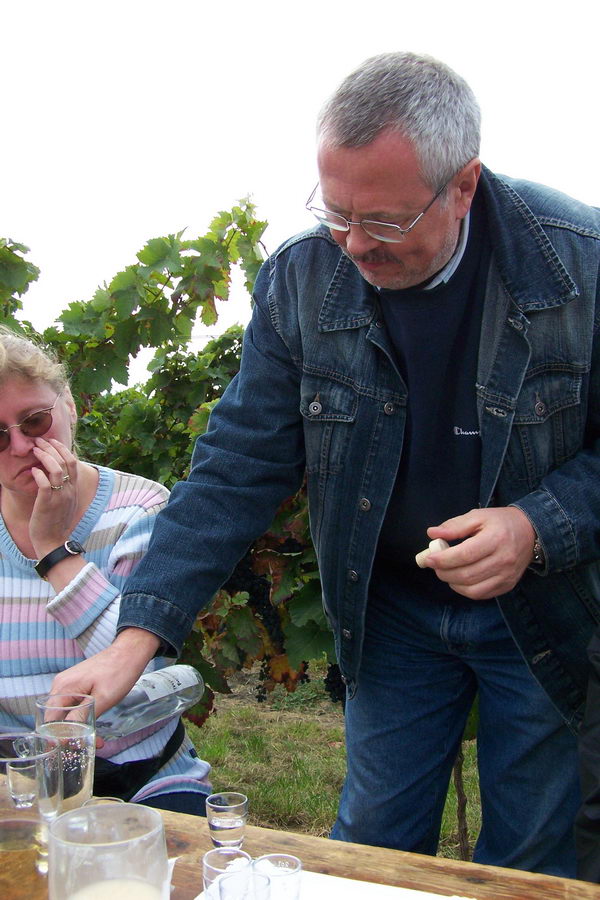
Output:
top-left (162, 813), bottom-right (600, 900)
top-left (4, 810), bottom-right (600, 900)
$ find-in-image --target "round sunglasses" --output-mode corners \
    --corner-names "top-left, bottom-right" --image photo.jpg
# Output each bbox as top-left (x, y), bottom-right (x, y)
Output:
top-left (0, 393), bottom-right (62, 452)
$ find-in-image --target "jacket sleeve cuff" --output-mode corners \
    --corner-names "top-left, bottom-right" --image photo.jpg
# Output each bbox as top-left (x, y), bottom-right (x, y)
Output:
top-left (510, 486), bottom-right (579, 574)
top-left (117, 592), bottom-right (197, 657)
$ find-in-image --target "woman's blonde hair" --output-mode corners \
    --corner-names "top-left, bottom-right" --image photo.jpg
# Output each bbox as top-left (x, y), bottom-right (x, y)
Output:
top-left (0, 325), bottom-right (69, 391)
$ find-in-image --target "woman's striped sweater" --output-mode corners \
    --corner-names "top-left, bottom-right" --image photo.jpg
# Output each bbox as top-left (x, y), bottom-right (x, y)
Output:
top-left (0, 465), bottom-right (211, 803)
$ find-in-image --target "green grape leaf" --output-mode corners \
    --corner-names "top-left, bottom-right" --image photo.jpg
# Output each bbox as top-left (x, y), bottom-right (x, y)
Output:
top-left (288, 582), bottom-right (326, 627)
top-left (284, 620), bottom-right (335, 670)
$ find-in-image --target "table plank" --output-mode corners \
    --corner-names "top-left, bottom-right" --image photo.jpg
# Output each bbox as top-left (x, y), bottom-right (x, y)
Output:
top-left (162, 812), bottom-right (600, 900)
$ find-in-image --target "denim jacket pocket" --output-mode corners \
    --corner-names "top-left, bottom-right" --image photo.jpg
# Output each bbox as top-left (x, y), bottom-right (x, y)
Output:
top-left (300, 375), bottom-right (358, 475)
top-left (501, 369), bottom-right (584, 489)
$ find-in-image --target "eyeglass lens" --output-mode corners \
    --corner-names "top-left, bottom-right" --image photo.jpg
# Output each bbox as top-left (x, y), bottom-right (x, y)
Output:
top-left (0, 409), bottom-right (54, 451)
top-left (311, 209), bottom-right (409, 242)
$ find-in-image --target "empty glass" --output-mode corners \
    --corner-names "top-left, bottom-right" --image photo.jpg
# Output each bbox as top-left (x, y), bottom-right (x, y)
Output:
top-left (48, 802), bottom-right (169, 900)
top-left (0, 732), bottom-right (62, 879)
top-left (35, 692), bottom-right (95, 810)
top-left (219, 869), bottom-right (271, 900)
top-left (206, 791), bottom-right (248, 847)
top-left (253, 855), bottom-right (302, 900)
top-left (203, 847), bottom-right (251, 899)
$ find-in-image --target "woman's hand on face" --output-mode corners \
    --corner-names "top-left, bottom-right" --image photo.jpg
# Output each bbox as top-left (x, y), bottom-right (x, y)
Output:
top-left (29, 437), bottom-right (79, 557)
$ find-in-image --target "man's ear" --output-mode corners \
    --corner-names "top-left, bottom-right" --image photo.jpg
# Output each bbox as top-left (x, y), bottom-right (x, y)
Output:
top-left (453, 158), bottom-right (481, 219)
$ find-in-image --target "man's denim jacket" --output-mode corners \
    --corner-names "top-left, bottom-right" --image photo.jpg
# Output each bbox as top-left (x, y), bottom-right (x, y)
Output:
top-left (121, 167), bottom-right (600, 730)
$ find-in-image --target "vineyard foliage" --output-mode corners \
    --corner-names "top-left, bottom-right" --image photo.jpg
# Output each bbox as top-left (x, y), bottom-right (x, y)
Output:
top-left (0, 208), bottom-right (337, 728)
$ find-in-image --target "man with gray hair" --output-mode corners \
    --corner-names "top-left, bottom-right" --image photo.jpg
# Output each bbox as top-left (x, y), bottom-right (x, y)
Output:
top-left (52, 52), bottom-right (600, 878)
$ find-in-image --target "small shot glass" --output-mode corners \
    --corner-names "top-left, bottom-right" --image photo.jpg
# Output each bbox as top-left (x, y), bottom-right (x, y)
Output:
top-left (253, 854), bottom-right (302, 900)
top-left (219, 869), bottom-right (271, 900)
top-left (205, 791), bottom-right (248, 848)
top-left (203, 847), bottom-right (252, 899)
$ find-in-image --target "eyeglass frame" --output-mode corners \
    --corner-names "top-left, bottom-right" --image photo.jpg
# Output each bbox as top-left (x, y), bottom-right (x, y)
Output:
top-left (305, 179), bottom-right (450, 243)
top-left (0, 391), bottom-right (63, 452)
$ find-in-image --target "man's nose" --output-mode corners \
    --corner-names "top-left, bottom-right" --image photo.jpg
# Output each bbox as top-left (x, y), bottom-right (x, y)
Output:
top-left (344, 223), bottom-right (381, 257)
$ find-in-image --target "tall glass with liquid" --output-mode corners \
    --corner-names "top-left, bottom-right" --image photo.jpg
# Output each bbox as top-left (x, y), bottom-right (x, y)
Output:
top-left (35, 692), bottom-right (95, 810)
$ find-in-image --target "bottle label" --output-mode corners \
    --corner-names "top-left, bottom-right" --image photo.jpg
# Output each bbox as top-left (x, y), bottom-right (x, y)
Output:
top-left (138, 665), bottom-right (198, 701)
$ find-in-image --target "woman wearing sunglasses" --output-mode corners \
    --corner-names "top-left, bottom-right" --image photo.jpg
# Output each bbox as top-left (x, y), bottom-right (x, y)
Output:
top-left (0, 325), bottom-right (211, 812)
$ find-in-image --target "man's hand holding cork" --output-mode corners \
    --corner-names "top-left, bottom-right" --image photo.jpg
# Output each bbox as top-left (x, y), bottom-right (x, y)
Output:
top-left (413, 507), bottom-right (538, 600)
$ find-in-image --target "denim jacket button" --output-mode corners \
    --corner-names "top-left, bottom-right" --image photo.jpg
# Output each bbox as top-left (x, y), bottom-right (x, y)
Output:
top-left (535, 400), bottom-right (547, 417)
top-left (348, 569), bottom-right (359, 582)
top-left (342, 629), bottom-right (352, 640)
top-left (359, 497), bottom-right (371, 511)
top-left (383, 402), bottom-right (395, 415)
top-left (309, 400), bottom-right (322, 415)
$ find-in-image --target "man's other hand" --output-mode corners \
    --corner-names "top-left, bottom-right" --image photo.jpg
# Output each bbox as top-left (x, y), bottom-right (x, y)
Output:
top-left (423, 507), bottom-right (536, 599)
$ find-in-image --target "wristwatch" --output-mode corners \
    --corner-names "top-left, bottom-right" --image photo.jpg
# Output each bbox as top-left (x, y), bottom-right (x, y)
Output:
top-left (35, 540), bottom-right (85, 580)
top-left (531, 536), bottom-right (545, 568)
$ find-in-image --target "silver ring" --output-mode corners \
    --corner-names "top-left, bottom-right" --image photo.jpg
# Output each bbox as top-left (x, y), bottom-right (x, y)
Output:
top-left (50, 483), bottom-right (64, 491)
top-left (62, 474), bottom-right (71, 482)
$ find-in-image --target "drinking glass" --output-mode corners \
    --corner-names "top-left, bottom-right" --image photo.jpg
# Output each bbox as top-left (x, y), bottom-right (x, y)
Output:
top-left (0, 732), bottom-right (62, 882)
top-left (82, 796), bottom-right (125, 806)
top-left (252, 855), bottom-right (302, 900)
top-left (35, 692), bottom-right (95, 810)
top-left (203, 847), bottom-right (251, 899)
top-left (48, 802), bottom-right (169, 900)
top-left (219, 869), bottom-right (270, 900)
top-left (205, 791), bottom-right (248, 847)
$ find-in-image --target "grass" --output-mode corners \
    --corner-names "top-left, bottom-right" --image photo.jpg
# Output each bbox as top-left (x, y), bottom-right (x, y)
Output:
top-left (186, 660), bottom-right (481, 858)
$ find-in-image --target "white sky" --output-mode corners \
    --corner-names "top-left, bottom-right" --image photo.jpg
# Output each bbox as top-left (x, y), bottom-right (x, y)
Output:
top-left (3, 0), bottom-right (600, 369)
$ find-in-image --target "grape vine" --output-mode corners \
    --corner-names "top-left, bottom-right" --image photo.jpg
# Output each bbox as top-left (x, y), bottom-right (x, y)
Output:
top-left (224, 552), bottom-right (284, 648)
top-left (324, 663), bottom-right (346, 710)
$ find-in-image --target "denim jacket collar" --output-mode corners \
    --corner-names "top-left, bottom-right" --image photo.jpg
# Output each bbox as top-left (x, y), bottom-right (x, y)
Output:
top-left (318, 250), bottom-right (376, 332)
top-left (476, 166), bottom-right (579, 311)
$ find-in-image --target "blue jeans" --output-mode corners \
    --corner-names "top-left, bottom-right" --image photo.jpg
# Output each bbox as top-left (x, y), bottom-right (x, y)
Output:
top-left (331, 587), bottom-right (579, 876)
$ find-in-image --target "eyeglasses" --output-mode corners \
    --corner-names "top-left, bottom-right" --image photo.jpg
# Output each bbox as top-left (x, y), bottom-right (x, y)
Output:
top-left (0, 393), bottom-right (62, 452)
top-left (305, 180), bottom-right (448, 243)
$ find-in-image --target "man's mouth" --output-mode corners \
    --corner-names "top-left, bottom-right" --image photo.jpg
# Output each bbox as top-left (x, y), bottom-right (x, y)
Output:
top-left (346, 250), bottom-right (401, 269)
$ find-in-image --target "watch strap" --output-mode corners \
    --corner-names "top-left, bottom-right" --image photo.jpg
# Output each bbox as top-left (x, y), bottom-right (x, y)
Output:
top-left (35, 540), bottom-right (85, 579)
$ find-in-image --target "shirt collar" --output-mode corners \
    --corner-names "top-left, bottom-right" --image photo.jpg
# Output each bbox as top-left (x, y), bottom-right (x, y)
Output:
top-left (422, 210), bottom-right (471, 290)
